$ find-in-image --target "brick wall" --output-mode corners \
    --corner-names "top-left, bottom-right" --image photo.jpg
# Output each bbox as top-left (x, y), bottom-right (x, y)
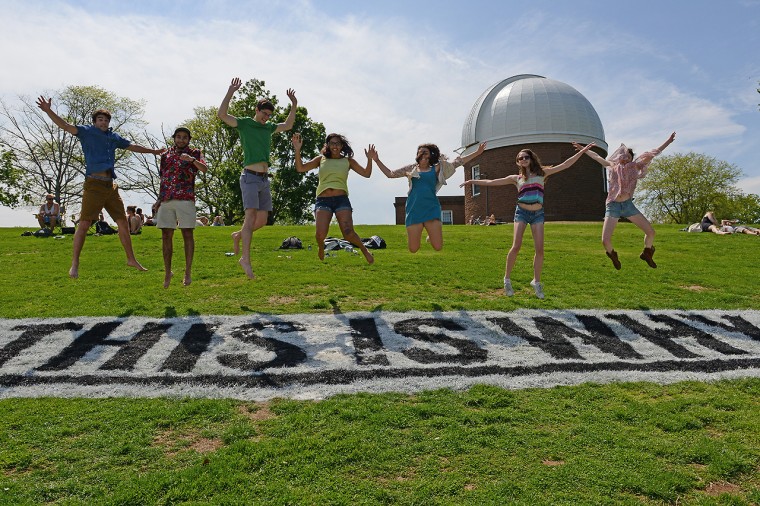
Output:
top-left (463, 143), bottom-right (608, 222)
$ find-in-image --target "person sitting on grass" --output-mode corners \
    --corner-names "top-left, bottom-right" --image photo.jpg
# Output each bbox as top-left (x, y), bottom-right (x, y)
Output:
top-left (700, 211), bottom-right (732, 235)
top-left (37, 194), bottom-right (61, 230)
top-left (127, 206), bottom-right (143, 235)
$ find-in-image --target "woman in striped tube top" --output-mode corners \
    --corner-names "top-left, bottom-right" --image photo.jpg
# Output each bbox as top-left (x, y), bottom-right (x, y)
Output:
top-left (461, 143), bottom-right (595, 299)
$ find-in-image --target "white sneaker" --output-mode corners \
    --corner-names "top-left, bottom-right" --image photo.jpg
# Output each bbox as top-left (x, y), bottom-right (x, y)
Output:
top-left (503, 278), bottom-right (514, 297)
top-left (530, 280), bottom-right (545, 299)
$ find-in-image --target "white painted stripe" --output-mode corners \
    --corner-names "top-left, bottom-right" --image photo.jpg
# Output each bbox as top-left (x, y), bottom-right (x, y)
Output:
top-left (1, 310), bottom-right (759, 400)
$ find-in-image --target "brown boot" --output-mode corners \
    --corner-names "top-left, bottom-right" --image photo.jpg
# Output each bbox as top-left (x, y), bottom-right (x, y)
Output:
top-left (606, 250), bottom-right (621, 270)
top-left (640, 246), bottom-right (657, 268)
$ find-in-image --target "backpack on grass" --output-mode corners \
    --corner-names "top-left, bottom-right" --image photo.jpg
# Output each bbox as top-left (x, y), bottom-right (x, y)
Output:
top-left (280, 236), bottom-right (303, 249)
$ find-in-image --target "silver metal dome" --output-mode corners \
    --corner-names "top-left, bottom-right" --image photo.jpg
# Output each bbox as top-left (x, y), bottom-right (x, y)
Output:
top-left (461, 74), bottom-right (607, 155)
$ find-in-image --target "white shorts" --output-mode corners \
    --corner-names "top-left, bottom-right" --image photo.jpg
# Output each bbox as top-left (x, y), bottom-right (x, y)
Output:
top-left (156, 200), bottom-right (197, 229)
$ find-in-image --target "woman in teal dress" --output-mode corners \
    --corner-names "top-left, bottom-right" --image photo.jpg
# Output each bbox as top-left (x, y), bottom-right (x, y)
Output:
top-left (372, 142), bottom-right (485, 252)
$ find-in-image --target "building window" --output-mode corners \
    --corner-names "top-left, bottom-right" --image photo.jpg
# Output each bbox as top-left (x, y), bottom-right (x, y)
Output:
top-left (471, 165), bottom-right (480, 196)
top-left (441, 210), bottom-right (453, 225)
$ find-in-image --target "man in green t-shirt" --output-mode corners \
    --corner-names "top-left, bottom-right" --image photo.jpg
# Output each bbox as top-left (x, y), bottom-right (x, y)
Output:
top-left (218, 77), bottom-right (297, 279)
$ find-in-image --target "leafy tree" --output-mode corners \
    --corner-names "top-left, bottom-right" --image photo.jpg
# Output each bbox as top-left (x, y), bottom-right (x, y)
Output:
top-left (0, 85), bottom-right (157, 214)
top-left (712, 191), bottom-right (760, 224)
top-left (181, 78), bottom-right (324, 225)
top-left (635, 152), bottom-right (744, 224)
top-left (0, 149), bottom-right (29, 207)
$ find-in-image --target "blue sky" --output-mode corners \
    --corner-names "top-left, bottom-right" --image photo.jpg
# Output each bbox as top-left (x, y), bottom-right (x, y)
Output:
top-left (1, 0), bottom-right (758, 226)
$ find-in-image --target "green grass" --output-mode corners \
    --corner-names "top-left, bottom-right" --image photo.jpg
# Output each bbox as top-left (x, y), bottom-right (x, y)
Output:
top-left (1, 382), bottom-right (758, 504)
top-left (1, 223), bottom-right (759, 504)
top-left (1, 222), bottom-right (759, 318)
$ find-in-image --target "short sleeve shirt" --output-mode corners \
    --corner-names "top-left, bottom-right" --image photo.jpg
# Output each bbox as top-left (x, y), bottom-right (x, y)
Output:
top-left (159, 146), bottom-right (205, 201)
top-left (75, 124), bottom-right (131, 176)
top-left (234, 117), bottom-right (277, 166)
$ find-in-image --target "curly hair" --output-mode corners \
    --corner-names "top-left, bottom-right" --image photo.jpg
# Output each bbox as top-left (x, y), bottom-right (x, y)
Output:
top-left (321, 133), bottom-right (354, 159)
top-left (416, 143), bottom-right (440, 166)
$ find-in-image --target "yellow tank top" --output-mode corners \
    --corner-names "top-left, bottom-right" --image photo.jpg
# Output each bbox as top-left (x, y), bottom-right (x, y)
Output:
top-left (316, 157), bottom-right (350, 196)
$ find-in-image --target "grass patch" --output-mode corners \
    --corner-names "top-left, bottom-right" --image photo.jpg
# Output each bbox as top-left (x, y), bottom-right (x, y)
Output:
top-left (0, 381), bottom-right (758, 504)
top-left (1, 223), bottom-right (759, 503)
top-left (1, 223), bottom-right (759, 318)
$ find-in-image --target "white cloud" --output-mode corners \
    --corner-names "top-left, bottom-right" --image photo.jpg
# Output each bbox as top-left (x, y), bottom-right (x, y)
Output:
top-left (1, 0), bottom-right (758, 227)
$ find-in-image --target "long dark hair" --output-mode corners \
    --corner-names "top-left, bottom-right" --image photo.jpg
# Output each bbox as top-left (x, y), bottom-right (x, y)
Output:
top-left (321, 133), bottom-right (354, 159)
top-left (516, 149), bottom-right (545, 178)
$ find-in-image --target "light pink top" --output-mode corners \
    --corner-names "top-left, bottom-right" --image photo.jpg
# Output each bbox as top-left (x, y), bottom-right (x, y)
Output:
top-left (605, 144), bottom-right (661, 204)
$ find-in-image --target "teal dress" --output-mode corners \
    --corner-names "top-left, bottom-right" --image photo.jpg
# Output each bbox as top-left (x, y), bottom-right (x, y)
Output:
top-left (405, 168), bottom-right (440, 227)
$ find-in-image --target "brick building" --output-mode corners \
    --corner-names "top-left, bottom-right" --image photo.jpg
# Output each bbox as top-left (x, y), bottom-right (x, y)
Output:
top-left (459, 74), bottom-right (610, 223)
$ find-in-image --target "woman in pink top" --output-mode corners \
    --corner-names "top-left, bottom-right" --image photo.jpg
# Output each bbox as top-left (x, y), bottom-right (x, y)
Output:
top-left (573, 132), bottom-right (675, 270)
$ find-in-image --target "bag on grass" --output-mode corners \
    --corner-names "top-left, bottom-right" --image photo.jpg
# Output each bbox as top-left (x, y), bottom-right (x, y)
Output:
top-left (33, 228), bottom-right (52, 237)
top-left (362, 235), bottom-right (386, 249)
top-left (280, 236), bottom-right (303, 249)
top-left (687, 223), bottom-right (702, 233)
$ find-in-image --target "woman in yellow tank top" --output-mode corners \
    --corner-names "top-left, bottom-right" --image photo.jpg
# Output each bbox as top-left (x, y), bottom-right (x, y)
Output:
top-left (292, 132), bottom-right (376, 264)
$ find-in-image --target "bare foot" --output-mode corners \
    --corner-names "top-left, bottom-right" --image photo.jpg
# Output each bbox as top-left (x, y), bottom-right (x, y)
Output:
top-left (232, 231), bottom-right (241, 256)
top-left (69, 264), bottom-right (79, 279)
top-left (362, 249), bottom-right (374, 265)
top-left (318, 244), bottom-right (325, 261)
top-left (163, 271), bottom-right (174, 289)
top-left (183, 273), bottom-right (191, 286)
top-left (127, 259), bottom-right (148, 271)
top-left (238, 257), bottom-right (255, 279)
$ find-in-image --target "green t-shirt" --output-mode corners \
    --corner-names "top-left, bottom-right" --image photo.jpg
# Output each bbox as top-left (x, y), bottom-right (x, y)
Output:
top-left (235, 117), bottom-right (278, 166)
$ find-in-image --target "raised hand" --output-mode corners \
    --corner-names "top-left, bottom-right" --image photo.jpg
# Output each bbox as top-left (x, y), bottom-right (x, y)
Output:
top-left (229, 77), bottom-right (242, 92)
top-left (365, 144), bottom-right (376, 160)
top-left (36, 96), bottom-right (52, 113)
top-left (286, 88), bottom-right (297, 105)
top-left (291, 133), bottom-right (303, 150)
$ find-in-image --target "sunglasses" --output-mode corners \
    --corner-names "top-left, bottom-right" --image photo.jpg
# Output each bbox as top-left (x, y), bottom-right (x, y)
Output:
top-left (517, 155), bottom-right (531, 161)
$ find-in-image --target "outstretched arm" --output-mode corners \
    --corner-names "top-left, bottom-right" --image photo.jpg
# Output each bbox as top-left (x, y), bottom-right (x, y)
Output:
top-left (127, 144), bottom-right (167, 156)
top-left (460, 175), bottom-right (517, 188)
top-left (217, 78), bottom-right (240, 127)
top-left (36, 96), bottom-right (78, 135)
top-left (459, 142), bottom-right (487, 166)
top-left (656, 132), bottom-right (676, 152)
top-left (291, 133), bottom-right (322, 173)
top-left (544, 142), bottom-right (596, 176)
top-left (572, 142), bottom-right (610, 166)
top-left (275, 89), bottom-right (297, 133)
top-left (369, 148), bottom-right (409, 179)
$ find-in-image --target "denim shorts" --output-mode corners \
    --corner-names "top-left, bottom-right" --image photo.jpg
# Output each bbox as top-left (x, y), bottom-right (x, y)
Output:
top-left (315, 195), bottom-right (352, 213)
top-left (605, 198), bottom-right (641, 219)
top-left (514, 206), bottom-right (545, 225)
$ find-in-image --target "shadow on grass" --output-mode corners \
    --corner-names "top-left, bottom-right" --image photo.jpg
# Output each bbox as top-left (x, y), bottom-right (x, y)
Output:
top-left (329, 298), bottom-right (342, 315)
top-left (164, 306), bottom-right (177, 318)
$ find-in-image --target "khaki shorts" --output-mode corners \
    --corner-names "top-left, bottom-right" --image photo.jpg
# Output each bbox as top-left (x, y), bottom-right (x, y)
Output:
top-left (156, 200), bottom-right (197, 229)
top-left (80, 178), bottom-right (126, 222)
